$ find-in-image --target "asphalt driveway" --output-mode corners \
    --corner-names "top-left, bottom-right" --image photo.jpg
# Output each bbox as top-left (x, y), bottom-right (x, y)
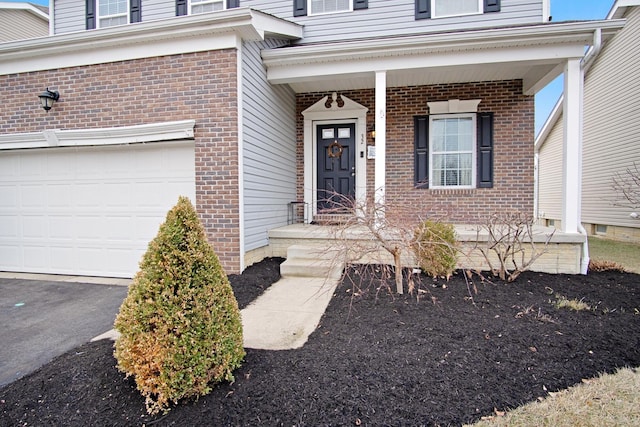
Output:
top-left (0, 277), bottom-right (129, 387)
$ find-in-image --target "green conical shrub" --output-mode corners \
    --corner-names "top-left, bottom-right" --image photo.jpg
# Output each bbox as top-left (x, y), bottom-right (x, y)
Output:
top-left (114, 196), bottom-right (245, 415)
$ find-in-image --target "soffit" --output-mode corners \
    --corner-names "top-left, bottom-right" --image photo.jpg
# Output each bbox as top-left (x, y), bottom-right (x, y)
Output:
top-left (263, 20), bottom-right (624, 94)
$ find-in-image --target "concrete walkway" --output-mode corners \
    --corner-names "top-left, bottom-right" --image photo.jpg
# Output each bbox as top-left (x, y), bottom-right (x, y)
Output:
top-left (241, 276), bottom-right (338, 350)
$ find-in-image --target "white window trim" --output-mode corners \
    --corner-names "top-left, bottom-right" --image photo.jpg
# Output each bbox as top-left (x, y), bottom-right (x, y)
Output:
top-left (431, 0), bottom-right (483, 19)
top-left (189, 0), bottom-right (226, 15)
top-left (429, 113), bottom-right (477, 189)
top-left (308, 0), bottom-right (353, 16)
top-left (97, 0), bottom-right (130, 29)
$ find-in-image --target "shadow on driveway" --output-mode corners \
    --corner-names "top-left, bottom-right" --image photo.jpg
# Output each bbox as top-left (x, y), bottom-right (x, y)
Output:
top-left (0, 278), bottom-right (129, 387)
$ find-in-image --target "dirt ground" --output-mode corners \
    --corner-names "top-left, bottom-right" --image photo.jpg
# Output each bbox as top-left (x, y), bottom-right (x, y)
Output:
top-left (1, 258), bottom-right (639, 426)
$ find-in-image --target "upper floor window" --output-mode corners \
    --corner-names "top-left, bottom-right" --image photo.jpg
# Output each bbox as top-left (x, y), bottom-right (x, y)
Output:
top-left (294, 0), bottom-right (367, 17)
top-left (99, 0), bottom-right (129, 27)
top-left (432, 0), bottom-right (481, 18)
top-left (310, 0), bottom-right (351, 15)
top-left (415, 0), bottom-right (500, 20)
top-left (191, 0), bottom-right (225, 14)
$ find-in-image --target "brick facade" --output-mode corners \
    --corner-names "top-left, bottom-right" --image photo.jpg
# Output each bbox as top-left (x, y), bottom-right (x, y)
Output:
top-left (296, 80), bottom-right (534, 224)
top-left (0, 50), bottom-right (243, 273)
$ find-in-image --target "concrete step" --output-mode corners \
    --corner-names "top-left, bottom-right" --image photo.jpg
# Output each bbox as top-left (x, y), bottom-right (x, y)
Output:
top-left (280, 258), bottom-right (344, 280)
top-left (285, 244), bottom-right (344, 262)
top-left (281, 244), bottom-right (345, 279)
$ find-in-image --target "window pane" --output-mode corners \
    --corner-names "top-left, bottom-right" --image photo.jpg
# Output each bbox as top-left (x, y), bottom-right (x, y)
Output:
top-left (99, 0), bottom-right (126, 16)
top-left (430, 116), bottom-right (475, 187)
top-left (434, 0), bottom-right (479, 16)
top-left (311, 0), bottom-right (350, 14)
top-left (99, 15), bottom-right (127, 27)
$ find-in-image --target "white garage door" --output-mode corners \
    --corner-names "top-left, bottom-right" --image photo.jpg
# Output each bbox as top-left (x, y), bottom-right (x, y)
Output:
top-left (0, 141), bottom-right (195, 278)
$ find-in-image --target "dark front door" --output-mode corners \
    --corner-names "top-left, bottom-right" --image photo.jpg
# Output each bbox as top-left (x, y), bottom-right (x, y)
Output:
top-left (317, 123), bottom-right (356, 211)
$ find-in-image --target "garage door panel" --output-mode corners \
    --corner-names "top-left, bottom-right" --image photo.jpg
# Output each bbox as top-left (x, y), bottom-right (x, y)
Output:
top-left (0, 141), bottom-right (195, 278)
top-left (0, 215), bottom-right (19, 238)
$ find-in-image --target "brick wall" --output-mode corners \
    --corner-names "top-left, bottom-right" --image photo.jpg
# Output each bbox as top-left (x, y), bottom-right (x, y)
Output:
top-left (296, 80), bottom-right (534, 223)
top-left (0, 50), bottom-right (243, 273)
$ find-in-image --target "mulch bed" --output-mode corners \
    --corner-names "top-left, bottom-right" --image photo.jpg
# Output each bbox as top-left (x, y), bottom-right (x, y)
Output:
top-left (1, 258), bottom-right (639, 426)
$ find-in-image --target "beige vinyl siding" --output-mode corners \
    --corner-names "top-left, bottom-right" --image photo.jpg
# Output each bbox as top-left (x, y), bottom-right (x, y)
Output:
top-left (54, 0), bottom-right (85, 34)
top-left (0, 10), bottom-right (48, 42)
top-left (537, 113), bottom-right (563, 221)
top-left (242, 38), bottom-right (297, 252)
top-left (581, 6), bottom-right (640, 230)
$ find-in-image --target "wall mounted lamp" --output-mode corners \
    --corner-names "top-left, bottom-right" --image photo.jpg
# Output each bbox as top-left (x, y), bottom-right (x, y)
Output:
top-left (369, 125), bottom-right (376, 142)
top-left (38, 88), bottom-right (59, 111)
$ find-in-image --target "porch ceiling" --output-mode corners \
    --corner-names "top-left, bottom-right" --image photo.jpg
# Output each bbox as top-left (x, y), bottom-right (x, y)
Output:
top-left (262, 20), bottom-right (624, 95)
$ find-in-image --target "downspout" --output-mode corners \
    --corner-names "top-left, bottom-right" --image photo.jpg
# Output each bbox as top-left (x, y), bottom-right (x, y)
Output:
top-left (576, 28), bottom-right (602, 274)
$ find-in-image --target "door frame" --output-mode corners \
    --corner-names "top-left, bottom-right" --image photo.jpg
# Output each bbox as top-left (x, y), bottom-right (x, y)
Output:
top-left (302, 94), bottom-right (368, 218)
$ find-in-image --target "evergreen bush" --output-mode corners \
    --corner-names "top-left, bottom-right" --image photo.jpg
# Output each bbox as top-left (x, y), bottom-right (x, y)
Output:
top-left (413, 220), bottom-right (458, 279)
top-left (114, 196), bottom-right (245, 414)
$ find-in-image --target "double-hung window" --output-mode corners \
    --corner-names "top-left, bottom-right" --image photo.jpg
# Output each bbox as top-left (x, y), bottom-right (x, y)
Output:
top-left (190, 0), bottom-right (225, 14)
top-left (414, 110), bottom-right (494, 189)
top-left (310, 0), bottom-right (352, 15)
top-left (432, 0), bottom-right (482, 18)
top-left (98, 0), bottom-right (129, 27)
top-left (430, 114), bottom-right (476, 188)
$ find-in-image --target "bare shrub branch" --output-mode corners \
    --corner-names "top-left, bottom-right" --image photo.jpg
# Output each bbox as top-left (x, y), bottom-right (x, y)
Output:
top-left (471, 212), bottom-right (554, 283)
top-left (612, 162), bottom-right (640, 209)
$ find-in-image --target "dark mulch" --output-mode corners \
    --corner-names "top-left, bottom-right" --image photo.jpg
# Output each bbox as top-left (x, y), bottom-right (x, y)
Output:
top-left (1, 259), bottom-right (640, 426)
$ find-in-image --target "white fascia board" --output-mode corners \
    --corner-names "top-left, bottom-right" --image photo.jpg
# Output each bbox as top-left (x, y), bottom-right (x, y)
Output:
top-left (263, 20), bottom-right (624, 67)
top-left (609, 0), bottom-right (640, 19)
top-left (0, 120), bottom-right (196, 150)
top-left (534, 95), bottom-right (563, 152)
top-left (0, 2), bottom-right (49, 21)
top-left (0, 8), bottom-right (301, 75)
top-left (268, 44), bottom-right (587, 84)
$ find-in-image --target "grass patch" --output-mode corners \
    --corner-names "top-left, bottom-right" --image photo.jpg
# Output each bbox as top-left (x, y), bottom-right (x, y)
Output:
top-left (467, 367), bottom-right (640, 427)
top-left (555, 295), bottom-right (591, 311)
top-left (588, 237), bottom-right (640, 274)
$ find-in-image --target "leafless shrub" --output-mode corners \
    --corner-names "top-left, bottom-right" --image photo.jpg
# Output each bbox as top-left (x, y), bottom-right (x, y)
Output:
top-left (472, 212), bottom-right (554, 283)
top-left (317, 191), bottom-right (457, 296)
top-left (612, 162), bottom-right (640, 209)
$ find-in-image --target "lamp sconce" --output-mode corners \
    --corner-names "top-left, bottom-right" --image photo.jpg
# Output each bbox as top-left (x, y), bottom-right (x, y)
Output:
top-left (369, 125), bottom-right (376, 142)
top-left (38, 88), bottom-right (59, 111)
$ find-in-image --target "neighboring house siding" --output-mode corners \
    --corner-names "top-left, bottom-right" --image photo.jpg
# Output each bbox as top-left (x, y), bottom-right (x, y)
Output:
top-left (581, 6), bottom-right (640, 231)
top-left (52, 0), bottom-right (544, 39)
top-left (296, 79), bottom-right (535, 223)
top-left (537, 112), bottom-right (563, 222)
top-left (0, 50), bottom-right (243, 273)
top-left (54, 0), bottom-right (85, 33)
top-left (0, 10), bottom-right (48, 42)
top-left (242, 38), bottom-right (297, 253)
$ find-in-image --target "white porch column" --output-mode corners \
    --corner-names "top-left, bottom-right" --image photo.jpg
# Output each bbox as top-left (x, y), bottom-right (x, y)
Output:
top-left (374, 71), bottom-right (387, 214)
top-left (561, 58), bottom-right (583, 234)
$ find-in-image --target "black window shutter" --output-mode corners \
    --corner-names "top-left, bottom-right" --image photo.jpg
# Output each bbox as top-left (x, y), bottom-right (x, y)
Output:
top-left (414, 116), bottom-right (429, 188)
top-left (176, 0), bottom-right (188, 16)
top-left (130, 0), bottom-right (141, 23)
top-left (415, 0), bottom-right (430, 20)
top-left (293, 0), bottom-right (307, 16)
top-left (477, 112), bottom-right (494, 188)
top-left (86, 0), bottom-right (96, 29)
top-left (484, 0), bottom-right (500, 13)
top-left (354, 0), bottom-right (368, 10)
top-left (227, 0), bottom-right (240, 8)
